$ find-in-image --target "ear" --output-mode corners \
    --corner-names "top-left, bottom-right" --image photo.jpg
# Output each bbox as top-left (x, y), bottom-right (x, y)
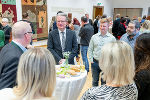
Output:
top-left (24, 34), bottom-right (30, 40)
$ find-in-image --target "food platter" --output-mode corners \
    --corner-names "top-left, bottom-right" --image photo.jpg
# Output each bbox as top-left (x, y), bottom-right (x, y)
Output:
top-left (56, 64), bottom-right (85, 78)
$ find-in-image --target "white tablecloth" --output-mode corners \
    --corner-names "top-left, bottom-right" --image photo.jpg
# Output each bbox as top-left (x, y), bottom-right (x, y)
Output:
top-left (54, 70), bottom-right (87, 100)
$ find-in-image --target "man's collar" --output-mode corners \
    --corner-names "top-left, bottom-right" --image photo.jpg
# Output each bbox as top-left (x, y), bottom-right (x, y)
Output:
top-left (58, 28), bottom-right (66, 33)
top-left (99, 32), bottom-right (110, 37)
top-left (127, 31), bottom-right (140, 41)
top-left (12, 40), bottom-right (27, 52)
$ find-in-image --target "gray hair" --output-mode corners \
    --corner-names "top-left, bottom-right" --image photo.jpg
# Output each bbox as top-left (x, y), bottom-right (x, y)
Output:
top-left (2, 18), bottom-right (9, 22)
top-left (56, 13), bottom-right (68, 21)
top-left (130, 20), bottom-right (141, 29)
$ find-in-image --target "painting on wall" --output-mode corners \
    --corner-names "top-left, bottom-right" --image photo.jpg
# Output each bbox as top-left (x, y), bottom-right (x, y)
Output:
top-left (22, 0), bottom-right (36, 5)
top-left (38, 11), bottom-right (46, 28)
top-left (22, 0), bottom-right (48, 40)
top-left (0, 0), bottom-right (17, 26)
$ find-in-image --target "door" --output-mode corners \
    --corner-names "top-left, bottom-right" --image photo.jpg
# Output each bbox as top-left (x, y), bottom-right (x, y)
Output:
top-left (93, 6), bottom-right (104, 20)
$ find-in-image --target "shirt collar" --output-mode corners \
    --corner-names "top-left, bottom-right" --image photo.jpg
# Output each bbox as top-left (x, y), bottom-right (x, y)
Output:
top-left (98, 31), bottom-right (110, 37)
top-left (58, 28), bottom-right (66, 34)
top-left (12, 40), bottom-right (27, 52)
top-left (127, 31), bottom-right (140, 40)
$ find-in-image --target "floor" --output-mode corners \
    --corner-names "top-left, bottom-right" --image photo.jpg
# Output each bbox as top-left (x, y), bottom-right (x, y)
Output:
top-left (33, 40), bottom-right (94, 100)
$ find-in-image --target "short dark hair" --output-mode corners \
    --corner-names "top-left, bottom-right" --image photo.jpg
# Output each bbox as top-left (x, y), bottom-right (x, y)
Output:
top-left (121, 18), bottom-right (126, 23)
top-left (81, 16), bottom-right (87, 23)
top-left (57, 11), bottom-right (63, 15)
top-left (129, 21), bottom-right (141, 29)
top-left (143, 15), bottom-right (146, 19)
top-left (101, 14), bottom-right (107, 18)
top-left (22, 12), bottom-right (28, 19)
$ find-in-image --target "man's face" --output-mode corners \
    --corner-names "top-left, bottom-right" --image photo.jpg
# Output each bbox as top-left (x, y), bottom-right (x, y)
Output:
top-left (81, 20), bottom-right (84, 26)
top-left (56, 16), bottom-right (67, 31)
top-left (24, 25), bottom-right (33, 44)
top-left (2, 21), bottom-right (7, 27)
top-left (85, 14), bottom-right (89, 19)
top-left (100, 22), bottom-right (108, 34)
top-left (126, 23), bottom-right (136, 35)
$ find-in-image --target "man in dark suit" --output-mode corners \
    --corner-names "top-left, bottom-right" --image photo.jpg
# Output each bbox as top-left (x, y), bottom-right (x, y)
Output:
top-left (1, 18), bottom-right (12, 45)
top-left (47, 13), bottom-right (78, 64)
top-left (0, 21), bottom-right (33, 89)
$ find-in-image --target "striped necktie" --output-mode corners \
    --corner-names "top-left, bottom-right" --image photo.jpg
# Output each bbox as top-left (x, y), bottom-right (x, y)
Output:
top-left (61, 32), bottom-right (65, 51)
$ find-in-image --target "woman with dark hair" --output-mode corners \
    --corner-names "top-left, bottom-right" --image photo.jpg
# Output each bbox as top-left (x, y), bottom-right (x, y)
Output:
top-left (117, 18), bottom-right (127, 39)
top-left (134, 33), bottom-right (150, 100)
top-left (73, 18), bottom-right (80, 26)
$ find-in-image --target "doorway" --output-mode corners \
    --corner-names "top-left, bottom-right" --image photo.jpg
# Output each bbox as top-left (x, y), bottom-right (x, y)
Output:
top-left (93, 6), bottom-right (104, 20)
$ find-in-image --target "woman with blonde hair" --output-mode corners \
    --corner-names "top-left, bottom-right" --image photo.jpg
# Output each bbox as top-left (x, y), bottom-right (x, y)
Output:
top-left (0, 47), bottom-right (56, 100)
top-left (81, 41), bottom-right (138, 100)
top-left (140, 20), bottom-right (150, 33)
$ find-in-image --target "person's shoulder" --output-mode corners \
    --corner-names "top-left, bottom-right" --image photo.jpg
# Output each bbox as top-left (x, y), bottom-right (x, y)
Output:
top-left (107, 33), bottom-right (114, 37)
top-left (136, 69), bottom-right (150, 79)
top-left (66, 29), bottom-right (75, 33)
top-left (50, 29), bottom-right (58, 34)
top-left (92, 33), bottom-right (99, 37)
top-left (85, 86), bottom-right (102, 95)
top-left (120, 33), bottom-right (128, 40)
top-left (0, 30), bottom-right (4, 33)
top-left (1, 43), bottom-right (22, 56)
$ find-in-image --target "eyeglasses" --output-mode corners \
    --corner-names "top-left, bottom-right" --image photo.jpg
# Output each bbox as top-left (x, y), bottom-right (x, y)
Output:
top-left (57, 21), bottom-right (66, 23)
top-left (24, 32), bottom-right (33, 35)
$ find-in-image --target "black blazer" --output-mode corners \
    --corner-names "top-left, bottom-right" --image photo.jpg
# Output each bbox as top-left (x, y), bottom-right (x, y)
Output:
top-left (0, 42), bottom-right (23, 89)
top-left (47, 29), bottom-right (78, 64)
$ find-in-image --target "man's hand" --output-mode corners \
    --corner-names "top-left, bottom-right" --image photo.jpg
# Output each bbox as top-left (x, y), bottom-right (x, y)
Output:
top-left (26, 44), bottom-right (34, 49)
top-left (59, 59), bottom-right (66, 64)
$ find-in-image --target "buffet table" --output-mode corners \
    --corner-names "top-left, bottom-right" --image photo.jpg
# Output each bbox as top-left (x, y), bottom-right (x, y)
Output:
top-left (54, 66), bottom-right (87, 100)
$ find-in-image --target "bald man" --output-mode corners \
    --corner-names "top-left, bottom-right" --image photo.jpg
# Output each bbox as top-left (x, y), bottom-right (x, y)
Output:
top-left (0, 21), bottom-right (32, 89)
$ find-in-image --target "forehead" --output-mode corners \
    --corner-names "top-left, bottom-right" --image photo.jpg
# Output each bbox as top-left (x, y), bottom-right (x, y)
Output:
top-left (56, 16), bottom-right (66, 21)
top-left (100, 22), bottom-right (108, 26)
top-left (128, 23), bottom-right (135, 27)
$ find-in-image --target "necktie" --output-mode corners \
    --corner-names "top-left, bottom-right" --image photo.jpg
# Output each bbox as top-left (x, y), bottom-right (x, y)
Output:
top-left (61, 32), bottom-right (65, 51)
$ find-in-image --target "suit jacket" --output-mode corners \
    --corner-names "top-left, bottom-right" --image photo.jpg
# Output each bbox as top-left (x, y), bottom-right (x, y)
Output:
top-left (2, 25), bottom-right (12, 45)
top-left (47, 29), bottom-right (78, 64)
top-left (0, 42), bottom-right (23, 89)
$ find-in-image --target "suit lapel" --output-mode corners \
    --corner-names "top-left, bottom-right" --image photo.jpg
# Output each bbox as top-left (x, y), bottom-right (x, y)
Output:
top-left (65, 30), bottom-right (70, 49)
top-left (56, 30), bottom-right (62, 50)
